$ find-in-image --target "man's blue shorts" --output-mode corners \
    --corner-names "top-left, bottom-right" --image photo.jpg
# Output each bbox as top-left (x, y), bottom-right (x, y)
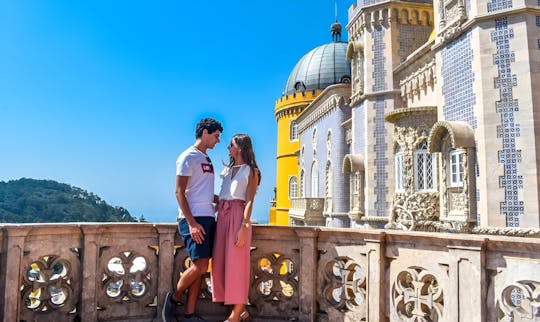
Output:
top-left (178, 216), bottom-right (216, 261)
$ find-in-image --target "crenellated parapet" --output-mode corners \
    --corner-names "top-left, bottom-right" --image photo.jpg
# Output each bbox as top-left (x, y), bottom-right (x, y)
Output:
top-left (347, 2), bottom-right (434, 40)
top-left (274, 90), bottom-right (321, 120)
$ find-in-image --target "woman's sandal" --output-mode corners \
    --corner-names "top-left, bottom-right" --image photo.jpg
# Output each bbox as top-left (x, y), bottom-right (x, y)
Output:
top-left (223, 311), bottom-right (250, 322)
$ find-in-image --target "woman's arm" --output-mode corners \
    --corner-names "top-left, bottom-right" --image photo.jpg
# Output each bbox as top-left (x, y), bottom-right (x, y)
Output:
top-left (235, 168), bottom-right (259, 247)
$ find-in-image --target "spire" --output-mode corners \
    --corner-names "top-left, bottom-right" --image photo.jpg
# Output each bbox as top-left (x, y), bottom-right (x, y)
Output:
top-left (331, 0), bottom-right (342, 42)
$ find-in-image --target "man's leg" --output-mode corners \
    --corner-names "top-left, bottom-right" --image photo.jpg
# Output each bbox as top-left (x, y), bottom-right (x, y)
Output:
top-left (173, 258), bottom-right (209, 314)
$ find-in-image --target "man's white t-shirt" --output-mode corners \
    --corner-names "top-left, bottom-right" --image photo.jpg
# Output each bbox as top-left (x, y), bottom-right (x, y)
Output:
top-left (176, 146), bottom-right (215, 219)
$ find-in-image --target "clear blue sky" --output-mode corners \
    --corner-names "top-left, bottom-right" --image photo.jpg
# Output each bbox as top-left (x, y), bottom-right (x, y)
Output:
top-left (0, 1), bottom-right (350, 224)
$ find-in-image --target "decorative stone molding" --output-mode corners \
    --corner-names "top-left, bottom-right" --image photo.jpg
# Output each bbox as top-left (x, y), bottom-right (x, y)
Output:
top-left (347, 3), bottom-right (433, 39)
top-left (392, 267), bottom-right (444, 321)
top-left (297, 94), bottom-right (348, 133)
top-left (400, 59), bottom-right (436, 101)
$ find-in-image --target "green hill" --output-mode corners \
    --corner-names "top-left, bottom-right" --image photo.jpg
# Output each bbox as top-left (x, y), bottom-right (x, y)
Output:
top-left (0, 178), bottom-right (137, 223)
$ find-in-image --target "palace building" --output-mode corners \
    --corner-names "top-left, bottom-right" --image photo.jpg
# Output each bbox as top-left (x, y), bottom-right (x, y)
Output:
top-left (270, 0), bottom-right (540, 232)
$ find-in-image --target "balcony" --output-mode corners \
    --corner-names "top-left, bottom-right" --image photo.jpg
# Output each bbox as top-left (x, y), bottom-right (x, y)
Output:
top-left (1, 223), bottom-right (540, 321)
top-left (289, 198), bottom-right (325, 226)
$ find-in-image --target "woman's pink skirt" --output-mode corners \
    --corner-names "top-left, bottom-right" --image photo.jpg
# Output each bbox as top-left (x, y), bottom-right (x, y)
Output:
top-left (211, 199), bottom-right (252, 304)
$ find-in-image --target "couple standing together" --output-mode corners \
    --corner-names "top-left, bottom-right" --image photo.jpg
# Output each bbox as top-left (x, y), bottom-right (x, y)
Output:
top-left (162, 118), bottom-right (260, 322)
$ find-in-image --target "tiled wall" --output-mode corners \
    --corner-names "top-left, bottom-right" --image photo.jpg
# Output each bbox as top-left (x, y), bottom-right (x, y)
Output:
top-left (441, 31), bottom-right (477, 129)
top-left (488, 0), bottom-right (513, 12)
top-left (492, 17), bottom-right (524, 227)
top-left (397, 24), bottom-right (433, 63)
top-left (373, 97), bottom-right (389, 216)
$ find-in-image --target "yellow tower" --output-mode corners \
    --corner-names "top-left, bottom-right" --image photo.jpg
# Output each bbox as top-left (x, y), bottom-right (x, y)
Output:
top-left (269, 21), bottom-right (351, 225)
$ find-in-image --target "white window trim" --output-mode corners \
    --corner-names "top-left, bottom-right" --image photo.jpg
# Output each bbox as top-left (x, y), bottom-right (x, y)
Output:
top-left (290, 119), bottom-right (298, 142)
top-left (288, 176), bottom-right (298, 199)
top-left (311, 161), bottom-right (319, 197)
top-left (449, 149), bottom-right (465, 187)
top-left (414, 149), bottom-right (437, 191)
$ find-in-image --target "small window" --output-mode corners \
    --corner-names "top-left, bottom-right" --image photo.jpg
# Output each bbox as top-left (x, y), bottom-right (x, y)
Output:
top-left (449, 149), bottom-right (465, 187)
top-left (294, 81), bottom-right (306, 92)
top-left (289, 176), bottom-right (298, 199)
top-left (290, 120), bottom-right (298, 141)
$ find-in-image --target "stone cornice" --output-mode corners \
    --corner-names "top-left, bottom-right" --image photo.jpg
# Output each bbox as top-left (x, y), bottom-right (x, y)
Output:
top-left (296, 84), bottom-right (351, 132)
top-left (385, 106), bottom-right (437, 123)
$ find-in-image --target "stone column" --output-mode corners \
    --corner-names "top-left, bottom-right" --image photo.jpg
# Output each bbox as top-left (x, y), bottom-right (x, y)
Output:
top-left (156, 224), bottom-right (177, 321)
top-left (295, 228), bottom-right (320, 322)
top-left (447, 237), bottom-right (486, 322)
top-left (81, 225), bottom-right (99, 322)
top-left (365, 234), bottom-right (386, 322)
top-left (3, 226), bottom-right (29, 322)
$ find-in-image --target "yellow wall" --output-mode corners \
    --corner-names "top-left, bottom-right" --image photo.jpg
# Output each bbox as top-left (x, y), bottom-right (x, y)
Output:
top-left (269, 91), bottom-right (320, 225)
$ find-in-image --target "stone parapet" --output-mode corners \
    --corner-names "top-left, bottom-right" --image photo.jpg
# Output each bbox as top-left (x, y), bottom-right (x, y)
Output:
top-left (0, 223), bottom-right (539, 321)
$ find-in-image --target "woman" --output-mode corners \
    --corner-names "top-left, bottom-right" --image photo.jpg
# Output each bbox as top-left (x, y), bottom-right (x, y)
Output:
top-left (211, 134), bottom-right (260, 322)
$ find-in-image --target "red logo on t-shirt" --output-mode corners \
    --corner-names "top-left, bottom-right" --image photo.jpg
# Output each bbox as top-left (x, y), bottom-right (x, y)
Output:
top-left (201, 163), bottom-right (214, 173)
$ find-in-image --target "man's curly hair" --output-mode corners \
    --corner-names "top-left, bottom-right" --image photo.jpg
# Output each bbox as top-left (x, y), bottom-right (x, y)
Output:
top-left (195, 118), bottom-right (223, 138)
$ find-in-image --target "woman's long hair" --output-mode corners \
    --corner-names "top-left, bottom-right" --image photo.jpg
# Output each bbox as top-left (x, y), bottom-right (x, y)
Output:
top-left (228, 133), bottom-right (261, 185)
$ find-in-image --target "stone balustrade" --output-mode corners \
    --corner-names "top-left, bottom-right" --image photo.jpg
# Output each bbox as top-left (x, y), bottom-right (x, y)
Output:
top-left (1, 223), bottom-right (539, 321)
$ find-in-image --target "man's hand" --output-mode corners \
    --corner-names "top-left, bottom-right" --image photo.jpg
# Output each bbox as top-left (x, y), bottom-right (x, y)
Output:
top-left (189, 221), bottom-right (206, 244)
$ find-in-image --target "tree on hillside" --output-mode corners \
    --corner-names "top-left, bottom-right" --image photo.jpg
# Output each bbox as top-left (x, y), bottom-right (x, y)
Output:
top-left (0, 178), bottom-right (138, 223)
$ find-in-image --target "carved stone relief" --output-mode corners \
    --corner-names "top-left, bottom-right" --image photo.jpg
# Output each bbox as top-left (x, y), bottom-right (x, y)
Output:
top-left (392, 267), bottom-right (444, 321)
top-left (322, 257), bottom-right (366, 314)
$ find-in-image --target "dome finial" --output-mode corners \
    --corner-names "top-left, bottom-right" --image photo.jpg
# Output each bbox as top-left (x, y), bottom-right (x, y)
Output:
top-left (331, 0), bottom-right (342, 42)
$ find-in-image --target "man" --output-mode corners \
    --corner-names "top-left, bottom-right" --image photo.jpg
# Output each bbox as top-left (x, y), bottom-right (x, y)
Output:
top-left (162, 118), bottom-right (223, 322)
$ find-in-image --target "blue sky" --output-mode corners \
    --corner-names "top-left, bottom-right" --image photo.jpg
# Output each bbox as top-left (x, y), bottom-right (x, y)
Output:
top-left (0, 1), bottom-right (350, 224)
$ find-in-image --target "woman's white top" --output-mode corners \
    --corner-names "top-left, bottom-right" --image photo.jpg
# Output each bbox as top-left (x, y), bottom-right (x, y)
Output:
top-left (219, 164), bottom-right (250, 201)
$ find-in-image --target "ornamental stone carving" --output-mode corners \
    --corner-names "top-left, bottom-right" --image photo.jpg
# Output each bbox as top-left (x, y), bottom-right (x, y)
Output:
top-left (499, 280), bottom-right (540, 321)
top-left (392, 267), bottom-right (444, 321)
top-left (21, 255), bottom-right (78, 318)
top-left (250, 252), bottom-right (299, 315)
top-left (386, 192), bottom-right (439, 231)
top-left (322, 257), bottom-right (366, 313)
top-left (394, 126), bottom-right (429, 194)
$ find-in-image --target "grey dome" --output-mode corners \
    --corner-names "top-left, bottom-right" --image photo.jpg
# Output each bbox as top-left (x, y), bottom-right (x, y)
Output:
top-left (284, 41), bottom-right (351, 95)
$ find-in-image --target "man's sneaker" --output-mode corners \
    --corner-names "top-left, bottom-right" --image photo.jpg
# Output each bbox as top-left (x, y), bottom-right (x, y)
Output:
top-left (161, 292), bottom-right (175, 322)
top-left (182, 314), bottom-right (207, 322)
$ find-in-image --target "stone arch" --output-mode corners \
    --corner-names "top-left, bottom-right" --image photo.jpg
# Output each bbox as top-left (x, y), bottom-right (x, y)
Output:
top-left (428, 121), bottom-right (475, 152)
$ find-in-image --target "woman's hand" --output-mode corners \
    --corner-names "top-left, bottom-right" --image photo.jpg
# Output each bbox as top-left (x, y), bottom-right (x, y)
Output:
top-left (235, 224), bottom-right (249, 247)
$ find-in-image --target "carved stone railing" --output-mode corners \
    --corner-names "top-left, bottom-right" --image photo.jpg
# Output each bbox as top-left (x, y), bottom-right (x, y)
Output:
top-left (289, 198), bottom-right (325, 226)
top-left (1, 223), bottom-right (540, 321)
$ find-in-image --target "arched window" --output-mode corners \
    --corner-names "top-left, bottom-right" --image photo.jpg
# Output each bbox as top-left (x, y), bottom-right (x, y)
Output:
top-left (311, 161), bottom-right (319, 197)
top-left (289, 176), bottom-right (298, 199)
top-left (325, 161), bottom-right (332, 212)
top-left (290, 119), bottom-right (298, 141)
top-left (312, 128), bottom-right (317, 154)
top-left (351, 171), bottom-right (361, 211)
top-left (395, 146), bottom-right (405, 192)
top-left (300, 169), bottom-right (305, 197)
top-left (415, 141), bottom-right (437, 191)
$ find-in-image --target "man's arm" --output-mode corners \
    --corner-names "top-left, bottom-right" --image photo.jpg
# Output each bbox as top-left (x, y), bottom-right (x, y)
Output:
top-left (176, 175), bottom-right (206, 244)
